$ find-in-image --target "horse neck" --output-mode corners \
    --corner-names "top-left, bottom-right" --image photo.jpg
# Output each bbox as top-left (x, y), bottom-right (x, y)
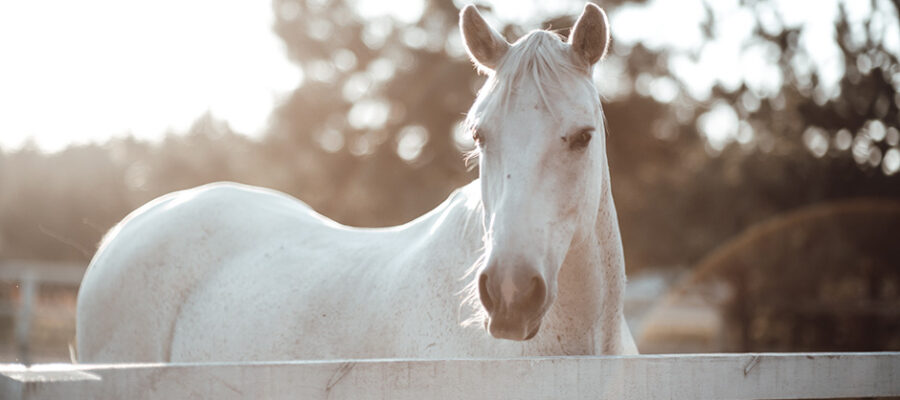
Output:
top-left (552, 168), bottom-right (627, 354)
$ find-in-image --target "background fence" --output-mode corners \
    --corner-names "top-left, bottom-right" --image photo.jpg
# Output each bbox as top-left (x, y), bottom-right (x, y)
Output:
top-left (0, 261), bottom-right (85, 364)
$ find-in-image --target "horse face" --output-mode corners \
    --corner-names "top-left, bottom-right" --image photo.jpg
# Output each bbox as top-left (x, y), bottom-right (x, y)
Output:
top-left (460, 4), bottom-right (610, 341)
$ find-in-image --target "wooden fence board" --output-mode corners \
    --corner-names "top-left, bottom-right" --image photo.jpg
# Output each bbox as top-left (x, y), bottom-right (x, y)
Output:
top-left (2, 352), bottom-right (898, 400)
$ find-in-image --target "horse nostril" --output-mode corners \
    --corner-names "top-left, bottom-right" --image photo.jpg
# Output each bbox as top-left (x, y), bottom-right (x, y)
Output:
top-left (478, 273), bottom-right (495, 313)
top-left (522, 276), bottom-right (547, 311)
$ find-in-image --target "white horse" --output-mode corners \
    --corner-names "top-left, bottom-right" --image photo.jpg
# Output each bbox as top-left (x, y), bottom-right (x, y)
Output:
top-left (76, 4), bottom-right (637, 362)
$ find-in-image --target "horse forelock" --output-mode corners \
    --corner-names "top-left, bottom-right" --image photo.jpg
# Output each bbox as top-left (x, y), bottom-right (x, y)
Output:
top-left (463, 30), bottom-right (603, 161)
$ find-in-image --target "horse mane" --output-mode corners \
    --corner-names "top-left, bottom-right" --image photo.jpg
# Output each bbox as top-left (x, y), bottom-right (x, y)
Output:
top-left (450, 182), bottom-right (489, 328)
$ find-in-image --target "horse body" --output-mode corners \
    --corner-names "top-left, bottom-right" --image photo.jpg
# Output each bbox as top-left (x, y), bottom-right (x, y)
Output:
top-left (77, 180), bottom-right (631, 362)
top-left (78, 182), bottom-right (475, 361)
top-left (77, 3), bottom-right (638, 362)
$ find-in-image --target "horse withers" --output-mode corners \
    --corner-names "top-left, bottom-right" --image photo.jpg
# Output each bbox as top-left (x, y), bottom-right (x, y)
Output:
top-left (76, 3), bottom-right (637, 362)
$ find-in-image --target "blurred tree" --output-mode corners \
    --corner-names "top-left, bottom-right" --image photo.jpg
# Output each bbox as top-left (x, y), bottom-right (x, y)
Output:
top-left (0, 115), bottom-right (267, 262)
top-left (0, 0), bottom-right (897, 275)
top-left (265, 0), bottom-right (477, 226)
top-left (689, 199), bottom-right (900, 352)
top-left (598, 0), bottom-right (900, 271)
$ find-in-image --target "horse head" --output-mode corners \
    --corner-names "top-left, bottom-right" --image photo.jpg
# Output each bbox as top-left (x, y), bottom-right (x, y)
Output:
top-left (461, 4), bottom-right (612, 341)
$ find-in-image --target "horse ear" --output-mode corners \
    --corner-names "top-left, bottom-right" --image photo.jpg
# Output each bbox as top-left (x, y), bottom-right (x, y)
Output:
top-left (460, 5), bottom-right (510, 71)
top-left (568, 3), bottom-right (610, 67)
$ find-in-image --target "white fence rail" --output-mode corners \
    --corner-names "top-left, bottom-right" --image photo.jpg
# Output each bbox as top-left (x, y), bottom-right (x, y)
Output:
top-left (2, 352), bottom-right (899, 399)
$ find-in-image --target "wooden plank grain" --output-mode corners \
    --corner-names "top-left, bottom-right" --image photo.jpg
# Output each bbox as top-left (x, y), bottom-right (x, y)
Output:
top-left (2, 353), bottom-right (898, 400)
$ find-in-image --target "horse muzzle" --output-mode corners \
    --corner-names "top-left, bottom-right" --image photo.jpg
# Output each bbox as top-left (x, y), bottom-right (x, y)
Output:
top-left (478, 263), bottom-right (549, 341)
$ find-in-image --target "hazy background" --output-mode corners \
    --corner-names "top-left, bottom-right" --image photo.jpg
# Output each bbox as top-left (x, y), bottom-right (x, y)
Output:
top-left (1, 0), bottom-right (898, 362)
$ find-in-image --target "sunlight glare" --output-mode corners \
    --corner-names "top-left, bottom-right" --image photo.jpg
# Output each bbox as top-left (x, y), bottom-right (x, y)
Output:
top-left (351, 0), bottom-right (425, 24)
top-left (396, 125), bottom-right (428, 162)
top-left (883, 148), bottom-right (900, 175)
top-left (612, 0), bottom-right (898, 103)
top-left (0, 0), bottom-right (301, 152)
top-left (698, 102), bottom-right (739, 151)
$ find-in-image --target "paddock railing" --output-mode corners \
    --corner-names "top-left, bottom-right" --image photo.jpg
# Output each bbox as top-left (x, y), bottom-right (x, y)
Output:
top-left (2, 352), bottom-right (898, 399)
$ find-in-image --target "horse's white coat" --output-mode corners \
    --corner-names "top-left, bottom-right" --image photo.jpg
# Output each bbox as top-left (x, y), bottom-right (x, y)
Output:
top-left (75, 4), bottom-right (637, 362)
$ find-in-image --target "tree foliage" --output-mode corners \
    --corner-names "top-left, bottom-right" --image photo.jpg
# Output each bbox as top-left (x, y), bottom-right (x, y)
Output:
top-left (1, 0), bottom-right (897, 277)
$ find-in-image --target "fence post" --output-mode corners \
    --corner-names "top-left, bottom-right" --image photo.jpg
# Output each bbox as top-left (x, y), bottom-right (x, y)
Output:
top-left (14, 270), bottom-right (36, 366)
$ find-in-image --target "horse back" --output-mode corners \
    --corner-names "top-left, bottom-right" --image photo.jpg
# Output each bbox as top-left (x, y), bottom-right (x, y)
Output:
top-left (76, 182), bottom-right (321, 362)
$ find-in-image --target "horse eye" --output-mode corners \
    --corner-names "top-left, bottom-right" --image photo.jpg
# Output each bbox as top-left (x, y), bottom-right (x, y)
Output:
top-left (569, 128), bottom-right (593, 150)
top-left (473, 131), bottom-right (484, 145)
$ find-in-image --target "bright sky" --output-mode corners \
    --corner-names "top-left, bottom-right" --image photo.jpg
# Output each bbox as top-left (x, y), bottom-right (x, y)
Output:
top-left (0, 0), bottom-right (301, 152)
top-left (0, 0), bottom-right (571, 153)
top-left (0, 0), bottom-right (894, 153)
